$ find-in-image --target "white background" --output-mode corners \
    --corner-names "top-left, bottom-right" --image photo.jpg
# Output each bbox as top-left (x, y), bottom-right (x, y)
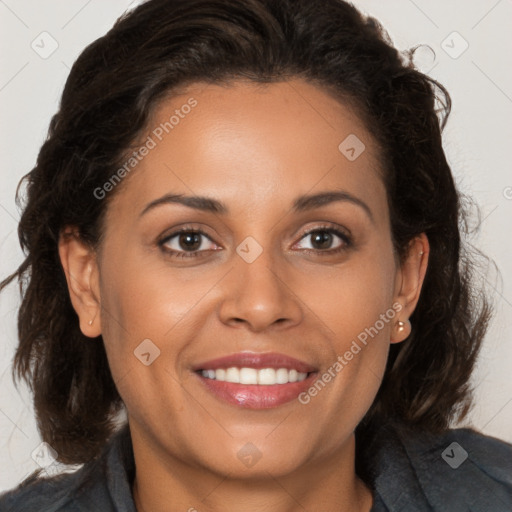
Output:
top-left (1, 0), bottom-right (511, 491)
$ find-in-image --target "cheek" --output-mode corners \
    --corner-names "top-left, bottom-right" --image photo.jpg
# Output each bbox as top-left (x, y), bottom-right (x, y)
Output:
top-left (95, 246), bottom-right (221, 399)
top-left (294, 244), bottom-right (397, 416)
top-left (299, 247), bottom-right (397, 348)
top-left (95, 266), bottom-right (186, 430)
top-left (97, 238), bottom-right (206, 342)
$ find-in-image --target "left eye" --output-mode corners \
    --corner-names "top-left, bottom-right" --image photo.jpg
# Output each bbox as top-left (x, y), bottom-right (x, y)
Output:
top-left (294, 228), bottom-right (350, 252)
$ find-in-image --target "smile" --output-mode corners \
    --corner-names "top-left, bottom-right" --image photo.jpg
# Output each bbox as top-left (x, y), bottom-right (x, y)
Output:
top-left (199, 367), bottom-right (309, 385)
top-left (192, 352), bottom-right (318, 409)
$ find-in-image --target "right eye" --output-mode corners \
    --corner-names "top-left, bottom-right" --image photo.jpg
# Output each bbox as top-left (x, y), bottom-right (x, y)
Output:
top-left (159, 228), bottom-right (220, 259)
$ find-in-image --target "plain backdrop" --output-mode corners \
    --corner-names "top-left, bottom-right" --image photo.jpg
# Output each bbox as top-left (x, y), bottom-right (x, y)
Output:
top-left (1, 0), bottom-right (511, 492)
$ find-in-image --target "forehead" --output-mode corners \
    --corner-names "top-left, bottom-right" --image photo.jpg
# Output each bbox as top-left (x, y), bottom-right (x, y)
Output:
top-left (107, 78), bottom-right (387, 222)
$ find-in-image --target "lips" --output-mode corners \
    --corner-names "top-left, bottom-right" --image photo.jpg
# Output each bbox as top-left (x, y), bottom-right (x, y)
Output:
top-left (192, 352), bottom-right (317, 373)
top-left (192, 352), bottom-right (318, 409)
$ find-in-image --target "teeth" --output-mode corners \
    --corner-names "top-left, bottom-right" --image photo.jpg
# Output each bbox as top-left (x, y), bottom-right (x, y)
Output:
top-left (276, 368), bottom-right (289, 384)
top-left (201, 367), bottom-right (308, 385)
top-left (225, 367), bottom-right (239, 383)
top-left (239, 367), bottom-right (258, 384)
top-left (258, 368), bottom-right (276, 385)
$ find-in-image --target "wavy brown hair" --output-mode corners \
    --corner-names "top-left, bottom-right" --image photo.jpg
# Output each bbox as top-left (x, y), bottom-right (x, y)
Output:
top-left (1, 0), bottom-right (491, 467)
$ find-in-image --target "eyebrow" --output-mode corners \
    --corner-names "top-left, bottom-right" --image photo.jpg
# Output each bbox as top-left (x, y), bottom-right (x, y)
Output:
top-left (140, 190), bottom-right (374, 223)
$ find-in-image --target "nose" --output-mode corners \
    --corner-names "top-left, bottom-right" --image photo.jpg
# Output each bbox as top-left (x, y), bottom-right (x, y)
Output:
top-left (217, 244), bottom-right (304, 332)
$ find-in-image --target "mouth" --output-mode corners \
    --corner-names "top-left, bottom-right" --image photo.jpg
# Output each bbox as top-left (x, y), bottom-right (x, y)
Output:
top-left (199, 367), bottom-right (310, 384)
top-left (192, 352), bottom-right (318, 409)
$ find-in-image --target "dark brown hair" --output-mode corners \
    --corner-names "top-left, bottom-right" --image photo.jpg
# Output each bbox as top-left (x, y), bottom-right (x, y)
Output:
top-left (0, 0), bottom-right (491, 466)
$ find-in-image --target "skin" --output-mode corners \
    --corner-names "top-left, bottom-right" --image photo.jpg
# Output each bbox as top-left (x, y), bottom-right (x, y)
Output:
top-left (59, 78), bottom-right (429, 512)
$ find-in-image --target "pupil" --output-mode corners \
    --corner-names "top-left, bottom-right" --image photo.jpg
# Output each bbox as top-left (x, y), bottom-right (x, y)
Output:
top-left (312, 231), bottom-right (331, 249)
top-left (179, 233), bottom-right (201, 251)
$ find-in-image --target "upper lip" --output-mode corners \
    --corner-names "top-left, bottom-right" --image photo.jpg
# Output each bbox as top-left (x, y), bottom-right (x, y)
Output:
top-left (192, 352), bottom-right (318, 373)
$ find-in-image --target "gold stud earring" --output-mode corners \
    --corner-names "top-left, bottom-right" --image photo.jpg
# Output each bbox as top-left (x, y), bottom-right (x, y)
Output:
top-left (88, 310), bottom-right (99, 326)
top-left (396, 320), bottom-right (405, 333)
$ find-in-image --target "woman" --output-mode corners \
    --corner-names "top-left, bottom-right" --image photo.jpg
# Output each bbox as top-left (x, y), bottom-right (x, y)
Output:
top-left (0, 0), bottom-right (511, 510)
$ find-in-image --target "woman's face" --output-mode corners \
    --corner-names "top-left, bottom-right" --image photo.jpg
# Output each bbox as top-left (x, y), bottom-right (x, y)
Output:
top-left (62, 78), bottom-right (427, 479)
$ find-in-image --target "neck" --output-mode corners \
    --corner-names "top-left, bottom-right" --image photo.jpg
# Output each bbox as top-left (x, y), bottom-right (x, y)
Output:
top-left (130, 428), bottom-right (373, 512)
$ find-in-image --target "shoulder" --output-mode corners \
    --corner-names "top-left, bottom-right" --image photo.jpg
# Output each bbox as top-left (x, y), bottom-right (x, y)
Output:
top-left (368, 422), bottom-right (512, 511)
top-left (0, 468), bottom-right (89, 512)
top-left (0, 424), bottom-right (134, 512)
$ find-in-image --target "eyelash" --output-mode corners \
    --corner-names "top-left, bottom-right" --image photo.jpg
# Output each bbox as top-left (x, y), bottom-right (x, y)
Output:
top-left (158, 224), bottom-right (352, 260)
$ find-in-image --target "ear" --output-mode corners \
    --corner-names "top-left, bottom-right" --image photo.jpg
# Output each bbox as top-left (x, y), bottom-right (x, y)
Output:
top-left (390, 233), bottom-right (429, 343)
top-left (58, 227), bottom-right (102, 338)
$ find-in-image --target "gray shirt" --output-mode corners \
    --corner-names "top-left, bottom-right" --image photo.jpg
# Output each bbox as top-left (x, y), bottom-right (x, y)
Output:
top-left (1, 422), bottom-right (511, 511)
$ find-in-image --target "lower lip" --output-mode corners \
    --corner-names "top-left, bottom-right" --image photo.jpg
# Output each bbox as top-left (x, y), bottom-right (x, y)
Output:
top-left (196, 372), bottom-right (318, 409)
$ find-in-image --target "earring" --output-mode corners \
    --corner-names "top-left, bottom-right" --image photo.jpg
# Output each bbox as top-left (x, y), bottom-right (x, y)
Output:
top-left (396, 320), bottom-right (405, 333)
top-left (419, 251), bottom-right (424, 256)
top-left (88, 309), bottom-right (99, 326)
